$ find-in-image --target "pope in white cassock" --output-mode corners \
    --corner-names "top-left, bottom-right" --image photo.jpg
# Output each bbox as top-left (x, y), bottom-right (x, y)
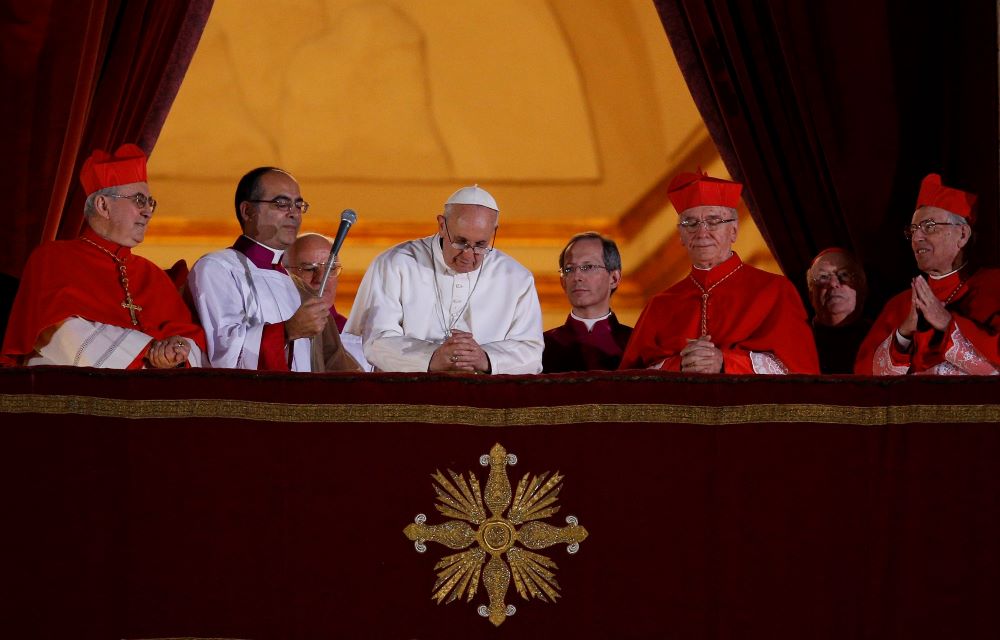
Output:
top-left (345, 185), bottom-right (544, 373)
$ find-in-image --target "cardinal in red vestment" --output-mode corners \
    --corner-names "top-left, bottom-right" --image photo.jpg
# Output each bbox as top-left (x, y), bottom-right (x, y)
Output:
top-left (1, 144), bottom-right (206, 368)
top-left (855, 174), bottom-right (1000, 375)
top-left (619, 171), bottom-right (818, 374)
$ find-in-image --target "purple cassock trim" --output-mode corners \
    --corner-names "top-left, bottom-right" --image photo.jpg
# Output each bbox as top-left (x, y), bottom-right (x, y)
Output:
top-left (232, 235), bottom-right (287, 273)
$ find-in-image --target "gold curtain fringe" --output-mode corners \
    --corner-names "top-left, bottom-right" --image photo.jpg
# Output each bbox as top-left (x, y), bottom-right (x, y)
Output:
top-left (1, 394), bottom-right (998, 425)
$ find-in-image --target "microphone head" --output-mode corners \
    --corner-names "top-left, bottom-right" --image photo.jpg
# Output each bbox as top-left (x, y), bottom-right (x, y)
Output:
top-left (340, 209), bottom-right (357, 225)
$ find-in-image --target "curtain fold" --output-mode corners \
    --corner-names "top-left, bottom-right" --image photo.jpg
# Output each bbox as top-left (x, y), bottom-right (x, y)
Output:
top-left (655, 1), bottom-right (998, 307)
top-left (0, 0), bottom-right (213, 278)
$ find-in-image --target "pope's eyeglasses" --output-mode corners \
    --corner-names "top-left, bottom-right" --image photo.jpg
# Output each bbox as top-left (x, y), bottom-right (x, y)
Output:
top-left (444, 219), bottom-right (495, 256)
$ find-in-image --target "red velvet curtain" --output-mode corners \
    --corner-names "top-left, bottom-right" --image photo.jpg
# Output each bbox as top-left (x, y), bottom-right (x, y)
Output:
top-left (0, 0), bottom-right (213, 279)
top-left (655, 1), bottom-right (999, 307)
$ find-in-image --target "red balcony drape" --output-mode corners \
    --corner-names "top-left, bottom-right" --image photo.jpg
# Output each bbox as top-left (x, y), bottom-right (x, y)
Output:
top-left (0, 0), bottom-right (213, 279)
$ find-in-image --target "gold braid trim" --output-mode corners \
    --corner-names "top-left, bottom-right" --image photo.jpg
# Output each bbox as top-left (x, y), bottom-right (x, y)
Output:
top-left (1, 394), bottom-right (998, 425)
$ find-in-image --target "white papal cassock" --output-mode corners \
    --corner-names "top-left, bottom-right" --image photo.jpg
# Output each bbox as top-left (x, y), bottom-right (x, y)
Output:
top-left (345, 235), bottom-right (543, 373)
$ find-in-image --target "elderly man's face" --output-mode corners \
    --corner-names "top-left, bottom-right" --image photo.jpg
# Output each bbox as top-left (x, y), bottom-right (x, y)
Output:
top-left (102, 181), bottom-right (153, 247)
top-left (909, 206), bottom-right (970, 275)
top-left (286, 235), bottom-right (337, 294)
top-left (241, 170), bottom-right (303, 250)
top-left (437, 204), bottom-right (497, 274)
top-left (809, 252), bottom-right (864, 326)
top-left (678, 205), bottom-right (738, 269)
top-left (559, 238), bottom-right (620, 318)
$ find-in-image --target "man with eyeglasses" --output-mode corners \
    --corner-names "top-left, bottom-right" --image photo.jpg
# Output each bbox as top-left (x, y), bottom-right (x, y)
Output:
top-left (345, 185), bottom-right (543, 373)
top-left (806, 248), bottom-right (872, 373)
top-left (187, 166), bottom-right (331, 371)
top-left (283, 232), bottom-right (364, 372)
top-left (542, 232), bottom-right (632, 372)
top-left (2, 144), bottom-right (206, 368)
top-left (619, 171), bottom-right (818, 374)
top-left (856, 174), bottom-right (1000, 375)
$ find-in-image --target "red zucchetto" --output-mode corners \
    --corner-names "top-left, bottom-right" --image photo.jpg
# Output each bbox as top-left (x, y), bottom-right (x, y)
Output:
top-left (79, 143), bottom-right (148, 195)
top-left (916, 173), bottom-right (977, 222)
top-left (667, 171), bottom-right (743, 214)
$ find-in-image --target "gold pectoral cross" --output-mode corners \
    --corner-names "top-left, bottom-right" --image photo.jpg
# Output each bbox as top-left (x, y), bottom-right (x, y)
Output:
top-left (121, 298), bottom-right (142, 325)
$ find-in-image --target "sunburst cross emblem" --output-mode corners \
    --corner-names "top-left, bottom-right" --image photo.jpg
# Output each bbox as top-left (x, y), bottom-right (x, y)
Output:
top-left (403, 443), bottom-right (589, 627)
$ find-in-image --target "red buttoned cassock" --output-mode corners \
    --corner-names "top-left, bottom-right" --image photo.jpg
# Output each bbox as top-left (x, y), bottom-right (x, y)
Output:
top-left (619, 252), bottom-right (819, 374)
top-left (1, 227), bottom-right (206, 368)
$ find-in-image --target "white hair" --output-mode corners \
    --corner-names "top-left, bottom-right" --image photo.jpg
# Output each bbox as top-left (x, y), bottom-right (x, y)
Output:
top-left (83, 187), bottom-right (118, 218)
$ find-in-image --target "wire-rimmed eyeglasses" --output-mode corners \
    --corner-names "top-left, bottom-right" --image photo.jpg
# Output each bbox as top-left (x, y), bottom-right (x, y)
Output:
top-left (107, 192), bottom-right (156, 213)
top-left (677, 217), bottom-right (737, 232)
top-left (558, 263), bottom-right (610, 277)
top-left (903, 220), bottom-right (964, 240)
top-left (290, 262), bottom-right (342, 278)
top-left (811, 269), bottom-right (856, 287)
top-left (444, 219), bottom-right (496, 256)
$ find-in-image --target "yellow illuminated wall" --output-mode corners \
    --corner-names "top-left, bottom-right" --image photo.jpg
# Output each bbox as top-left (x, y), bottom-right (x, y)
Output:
top-left (142, 0), bottom-right (779, 328)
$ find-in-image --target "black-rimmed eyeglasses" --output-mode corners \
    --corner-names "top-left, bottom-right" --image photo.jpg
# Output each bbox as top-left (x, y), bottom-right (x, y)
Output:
top-left (246, 197), bottom-right (310, 214)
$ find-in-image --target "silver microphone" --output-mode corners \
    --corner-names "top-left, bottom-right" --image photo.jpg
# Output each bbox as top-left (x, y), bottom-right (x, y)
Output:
top-left (318, 209), bottom-right (357, 297)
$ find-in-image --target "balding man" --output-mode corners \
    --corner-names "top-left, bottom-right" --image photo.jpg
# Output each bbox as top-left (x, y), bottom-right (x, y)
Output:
top-left (345, 185), bottom-right (543, 373)
top-left (856, 174), bottom-right (1000, 375)
top-left (807, 248), bottom-right (872, 373)
top-left (284, 233), bottom-right (362, 372)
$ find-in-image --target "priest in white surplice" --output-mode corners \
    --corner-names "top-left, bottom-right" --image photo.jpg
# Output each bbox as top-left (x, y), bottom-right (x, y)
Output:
top-left (187, 167), bottom-right (330, 371)
top-left (345, 185), bottom-right (543, 373)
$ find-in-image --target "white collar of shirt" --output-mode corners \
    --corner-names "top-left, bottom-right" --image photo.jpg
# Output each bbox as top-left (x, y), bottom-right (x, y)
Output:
top-left (692, 251), bottom-right (734, 271)
top-left (245, 235), bottom-right (285, 264)
top-left (571, 310), bottom-right (611, 331)
top-left (929, 262), bottom-right (967, 280)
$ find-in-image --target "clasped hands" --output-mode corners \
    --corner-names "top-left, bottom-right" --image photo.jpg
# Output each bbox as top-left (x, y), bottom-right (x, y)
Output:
top-left (147, 335), bottom-right (191, 368)
top-left (898, 275), bottom-right (952, 339)
top-left (679, 334), bottom-right (724, 374)
top-left (429, 329), bottom-right (489, 373)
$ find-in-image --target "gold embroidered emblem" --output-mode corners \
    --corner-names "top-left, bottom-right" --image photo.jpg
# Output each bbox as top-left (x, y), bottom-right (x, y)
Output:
top-left (403, 443), bottom-right (589, 627)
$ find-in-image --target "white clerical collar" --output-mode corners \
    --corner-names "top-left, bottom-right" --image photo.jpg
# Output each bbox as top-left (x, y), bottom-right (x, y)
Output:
top-left (571, 310), bottom-right (611, 331)
top-left (929, 262), bottom-right (967, 280)
top-left (692, 251), bottom-right (734, 271)
top-left (245, 235), bottom-right (285, 264)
